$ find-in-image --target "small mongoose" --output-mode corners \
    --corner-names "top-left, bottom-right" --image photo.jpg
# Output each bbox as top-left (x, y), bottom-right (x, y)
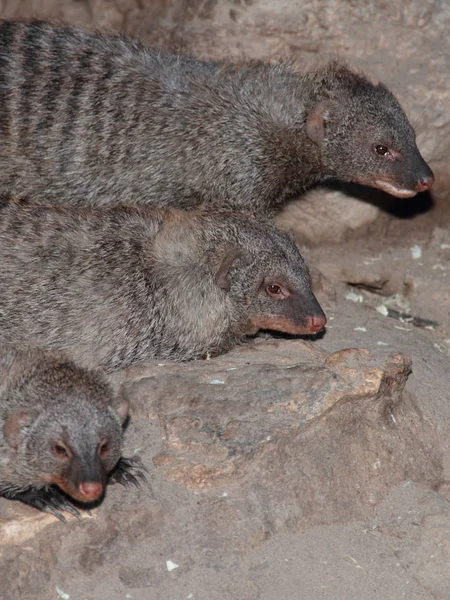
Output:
top-left (0, 199), bottom-right (326, 371)
top-left (0, 344), bottom-right (145, 519)
top-left (0, 20), bottom-right (434, 214)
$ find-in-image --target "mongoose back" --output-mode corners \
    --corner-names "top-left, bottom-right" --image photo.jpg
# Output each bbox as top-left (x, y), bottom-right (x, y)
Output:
top-left (0, 198), bottom-right (326, 371)
top-left (0, 20), bottom-right (434, 213)
top-left (0, 344), bottom-right (144, 519)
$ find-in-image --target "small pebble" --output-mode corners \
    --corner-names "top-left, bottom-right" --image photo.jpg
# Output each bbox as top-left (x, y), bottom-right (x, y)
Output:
top-left (209, 379), bottom-right (225, 385)
top-left (346, 292), bottom-right (364, 303)
top-left (354, 326), bottom-right (367, 332)
top-left (166, 560), bottom-right (179, 572)
top-left (410, 245), bottom-right (422, 259)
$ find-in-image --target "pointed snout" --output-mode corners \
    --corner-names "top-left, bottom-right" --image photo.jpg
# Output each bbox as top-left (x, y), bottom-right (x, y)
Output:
top-left (58, 454), bottom-right (108, 503)
top-left (358, 147), bottom-right (435, 198)
top-left (412, 151), bottom-right (435, 193)
top-left (248, 288), bottom-right (327, 336)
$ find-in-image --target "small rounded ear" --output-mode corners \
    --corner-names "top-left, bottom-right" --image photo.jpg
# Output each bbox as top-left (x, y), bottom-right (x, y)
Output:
top-left (286, 228), bottom-right (298, 243)
top-left (3, 411), bottom-right (33, 449)
top-left (377, 82), bottom-right (390, 93)
top-left (215, 248), bottom-right (245, 292)
top-left (306, 101), bottom-right (334, 144)
top-left (116, 399), bottom-right (130, 425)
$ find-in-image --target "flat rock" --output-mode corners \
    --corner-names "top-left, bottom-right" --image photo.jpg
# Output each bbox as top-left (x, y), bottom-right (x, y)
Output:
top-left (122, 341), bottom-right (418, 490)
top-left (276, 188), bottom-right (381, 246)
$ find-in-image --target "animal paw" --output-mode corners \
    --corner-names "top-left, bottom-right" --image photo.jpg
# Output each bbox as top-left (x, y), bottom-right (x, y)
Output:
top-left (5, 486), bottom-right (81, 522)
top-left (108, 456), bottom-right (148, 488)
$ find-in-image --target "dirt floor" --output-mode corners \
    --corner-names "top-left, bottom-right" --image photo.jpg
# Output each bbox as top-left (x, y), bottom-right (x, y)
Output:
top-left (0, 2), bottom-right (450, 600)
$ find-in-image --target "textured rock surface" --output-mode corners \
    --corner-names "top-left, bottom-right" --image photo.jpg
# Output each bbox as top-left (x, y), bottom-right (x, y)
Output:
top-left (277, 187), bottom-right (381, 246)
top-left (122, 340), bottom-right (439, 500)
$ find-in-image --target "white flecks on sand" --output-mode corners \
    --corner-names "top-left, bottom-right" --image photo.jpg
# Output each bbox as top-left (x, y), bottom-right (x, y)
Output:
top-left (166, 560), bottom-right (179, 572)
top-left (345, 291), bottom-right (364, 303)
top-left (346, 555), bottom-right (363, 569)
top-left (362, 254), bottom-right (381, 265)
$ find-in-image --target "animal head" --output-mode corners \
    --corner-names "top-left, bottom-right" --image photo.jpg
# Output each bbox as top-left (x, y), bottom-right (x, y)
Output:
top-left (204, 212), bottom-right (327, 336)
top-left (3, 360), bottom-right (128, 504)
top-left (305, 63), bottom-right (434, 197)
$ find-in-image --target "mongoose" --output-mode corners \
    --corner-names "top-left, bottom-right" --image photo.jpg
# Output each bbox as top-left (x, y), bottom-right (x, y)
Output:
top-left (0, 20), bottom-right (434, 214)
top-left (0, 199), bottom-right (326, 371)
top-left (0, 344), bottom-right (145, 519)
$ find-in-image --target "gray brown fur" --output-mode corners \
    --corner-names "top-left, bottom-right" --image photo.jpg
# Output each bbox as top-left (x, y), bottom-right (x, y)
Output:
top-left (0, 198), bottom-right (325, 372)
top-left (0, 20), bottom-right (434, 214)
top-left (0, 343), bottom-right (143, 519)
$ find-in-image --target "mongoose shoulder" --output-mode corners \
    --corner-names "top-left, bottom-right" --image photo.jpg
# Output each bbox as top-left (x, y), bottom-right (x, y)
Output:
top-left (0, 199), bottom-right (326, 371)
top-left (0, 343), bottom-right (145, 519)
top-left (0, 20), bottom-right (434, 214)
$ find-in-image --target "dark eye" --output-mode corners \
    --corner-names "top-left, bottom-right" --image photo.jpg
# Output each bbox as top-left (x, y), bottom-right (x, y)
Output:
top-left (53, 443), bottom-right (69, 458)
top-left (375, 145), bottom-right (391, 156)
top-left (267, 284), bottom-right (281, 295)
top-left (266, 283), bottom-right (289, 299)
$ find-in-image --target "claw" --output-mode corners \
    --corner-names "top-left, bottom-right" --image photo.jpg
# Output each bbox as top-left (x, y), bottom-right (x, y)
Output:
top-left (5, 485), bottom-right (83, 521)
top-left (60, 502), bottom-right (81, 519)
top-left (109, 456), bottom-right (148, 488)
top-left (44, 505), bottom-right (67, 522)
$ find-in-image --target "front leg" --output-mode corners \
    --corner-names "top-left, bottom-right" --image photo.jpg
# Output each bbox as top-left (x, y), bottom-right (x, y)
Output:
top-left (2, 486), bottom-right (81, 522)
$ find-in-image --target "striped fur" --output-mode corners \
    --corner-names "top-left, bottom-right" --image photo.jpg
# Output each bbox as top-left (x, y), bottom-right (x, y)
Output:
top-left (0, 20), bottom-right (433, 211)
